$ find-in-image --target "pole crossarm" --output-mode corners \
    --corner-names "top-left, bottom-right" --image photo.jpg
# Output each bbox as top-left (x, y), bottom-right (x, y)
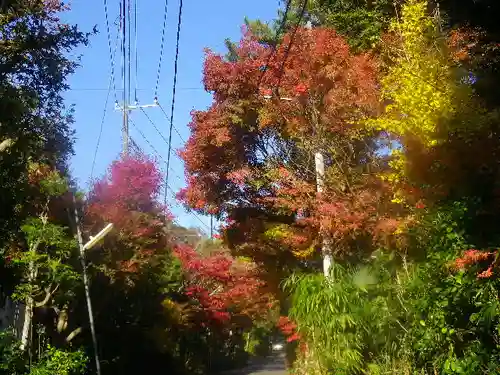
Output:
top-left (115, 99), bottom-right (159, 111)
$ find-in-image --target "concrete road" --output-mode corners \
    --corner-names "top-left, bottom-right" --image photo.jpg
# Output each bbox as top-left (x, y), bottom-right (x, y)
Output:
top-left (220, 353), bottom-right (287, 375)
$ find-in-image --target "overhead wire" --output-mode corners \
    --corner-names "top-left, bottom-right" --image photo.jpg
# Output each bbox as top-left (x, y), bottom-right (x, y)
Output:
top-left (127, 0), bottom-right (132, 108)
top-left (91, 5), bottom-right (122, 181)
top-left (129, 136), bottom-right (143, 154)
top-left (128, 117), bottom-right (210, 231)
top-left (66, 87), bottom-right (204, 92)
top-left (128, 117), bottom-right (184, 183)
top-left (167, 195), bottom-right (211, 232)
top-left (163, 0), bottom-right (184, 207)
top-left (275, 0), bottom-right (308, 91)
top-left (139, 107), bottom-right (172, 147)
top-left (256, 0), bottom-right (292, 90)
top-left (154, 0), bottom-right (170, 99)
top-left (121, 0), bottom-right (126, 121)
top-left (102, 0), bottom-right (118, 102)
top-left (133, 0), bottom-right (138, 101)
top-left (157, 102), bottom-right (186, 144)
top-left (138, 107), bottom-right (185, 175)
top-left (95, 0), bottom-right (209, 232)
top-left (90, 73), bottom-right (114, 182)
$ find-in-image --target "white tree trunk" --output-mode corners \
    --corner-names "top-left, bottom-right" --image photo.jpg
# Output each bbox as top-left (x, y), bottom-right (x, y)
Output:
top-left (20, 260), bottom-right (35, 351)
top-left (315, 151), bottom-right (333, 277)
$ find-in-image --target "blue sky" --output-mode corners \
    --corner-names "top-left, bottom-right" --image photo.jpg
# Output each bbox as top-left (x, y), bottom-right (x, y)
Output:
top-left (62, 0), bottom-right (278, 233)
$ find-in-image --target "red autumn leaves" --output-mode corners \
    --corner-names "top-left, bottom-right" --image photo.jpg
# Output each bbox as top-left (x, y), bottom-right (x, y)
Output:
top-left (174, 243), bottom-right (274, 324)
top-left (454, 249), bottom-right (497, 279)
top-left (277, 316), bottom-right (301, 343)
top-left (85, 155), bottom-right (170, 275)
top-left (85, 155), bottom-right (273, 328)
top-left (178, 25), bottom-right (387, 266)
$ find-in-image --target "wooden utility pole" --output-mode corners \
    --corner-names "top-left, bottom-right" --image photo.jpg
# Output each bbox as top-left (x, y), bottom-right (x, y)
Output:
top-left (121, 0), bottom-right (128, 155)
top-left (116, 0), bottom-right (158, 155)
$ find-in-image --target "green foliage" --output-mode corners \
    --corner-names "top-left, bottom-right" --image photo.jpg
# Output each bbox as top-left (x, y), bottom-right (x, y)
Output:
top-left (0, 331), bottom-right (25, 375)
top-left (11, 217), bottom-right (79, 304)
top-left (0, 0), bottom-right (88, 250)
top-left (38, 171), bottom-right (68, 198)
top-left (243, 17), bottom-right (277, 46)
top-left (283, 262), bottom-right (400, 374)
top-left (286, 199), bottom-right (500, 374)
top-left (243, 320), bottom-right (277, 356)
top-left (0, 332), bottom-right (87, 375)
top-left (285, 0), bottom-right (395, 50)
top-left (28, 346), bottom-right (87, 375)
top-left (400, 202), bottom-right (500, 374)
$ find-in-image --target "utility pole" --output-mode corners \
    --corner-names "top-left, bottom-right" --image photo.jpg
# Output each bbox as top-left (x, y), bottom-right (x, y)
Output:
top-left (303, 20), bottom-right (332, 277)
top-left (314, 151), bottom-right (333, 277)
top-left (115, 99), bottom-right (159, 142)
top-left (116, 0), bottom-right (159, 155)
top-left (72, 194), bottom-right (101, 375)
top-left (121, 0), bottom-right (128, 155)
top-left (261, 22), bottom-right (333, 276)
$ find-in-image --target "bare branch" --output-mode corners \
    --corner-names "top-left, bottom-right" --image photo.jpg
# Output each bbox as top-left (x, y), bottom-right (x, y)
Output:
top-left (65, 327), bottom-right (82, 342)
top-left (34, 284), bottom-right (59, 308)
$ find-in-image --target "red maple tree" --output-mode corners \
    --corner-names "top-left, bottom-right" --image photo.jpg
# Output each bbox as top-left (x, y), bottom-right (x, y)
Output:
top-left (178, 26), bottom-right (391, 274)
top-left (85, 155), bottom-right (171, 275)
top-left (174, 243), bottom-right (275, 325)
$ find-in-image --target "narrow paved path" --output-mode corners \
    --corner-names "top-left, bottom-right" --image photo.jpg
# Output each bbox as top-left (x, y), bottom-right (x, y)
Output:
top-left (220, 353), bottom-right (287, 375)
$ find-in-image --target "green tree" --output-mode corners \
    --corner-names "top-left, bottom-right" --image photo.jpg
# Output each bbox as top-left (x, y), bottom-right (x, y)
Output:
top-left (0, 0), bottom-right (89, 250)
top-left (7, 165), bottom-right (80, 352)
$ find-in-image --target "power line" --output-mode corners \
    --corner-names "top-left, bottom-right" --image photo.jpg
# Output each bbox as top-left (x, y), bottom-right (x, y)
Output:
top-left (177, 205), bottom-right (211, 232)
top-left (139, 107), bottom-right (185, 169)
top-left (127, 0), bottom-right (132, 109)
top-left (128, 117), bottom-right (210, 232)
top-left (133, 0), bottom-right (138, 101)
top-left (154, 0), bottom-right (170, 99)
top-left (158, 101), bottom-right (186, 144)
top-left (164, 0), bottom-right (184, 207)
top-left (139, 107), bottom-right (171, 147)
top-left (276, 0), bottom-right (308, 91)
top-left (66, 87), bottom-right (203, 92)
top-left (102, 0), bottom-right (118, 101)
top-left (90, 73), bottom-right (114, 181)
top-left (129, 136), bottom-right (143, 154)
top-left (91, 9), bottom-right (122, 181)
top-left (121, 0), bottom-right (128, 154)
top-left (163, 185), bottom-right (211, 231)
top-left (128, 117), bottom-right (183, 182)
top-left (257, 0), bottom-right (292, 89)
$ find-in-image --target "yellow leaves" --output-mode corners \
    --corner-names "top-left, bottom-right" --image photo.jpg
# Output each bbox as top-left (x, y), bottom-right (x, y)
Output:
top-left (292, 244), bottom-right (316, 259)
top-left (362, 0), bottom-right (482, 208)
top-left (263, 224), bottom-right (290, 241)
top-left (364, 0), bottom-right (457, 147)
top-left (161, 297), bottom-right (176, 310)
top-left (392, 0), bottom-right (435, 52)
top-left (263, 224), bottom-right (317, 259)
top-left (161, 297), bottom-right (190, 324)
top-left (236, 256), bottom-right (253, 263)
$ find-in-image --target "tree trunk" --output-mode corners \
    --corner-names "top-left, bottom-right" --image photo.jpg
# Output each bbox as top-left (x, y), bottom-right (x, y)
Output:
top-left (20, 239), bottom-right (39, 351)
top-left (20, 260), bottom-right (35, 351)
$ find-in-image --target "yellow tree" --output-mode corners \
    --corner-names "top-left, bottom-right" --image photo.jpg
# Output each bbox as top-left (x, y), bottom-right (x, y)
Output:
top-left (363, 0), bottom-right (488, 206)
